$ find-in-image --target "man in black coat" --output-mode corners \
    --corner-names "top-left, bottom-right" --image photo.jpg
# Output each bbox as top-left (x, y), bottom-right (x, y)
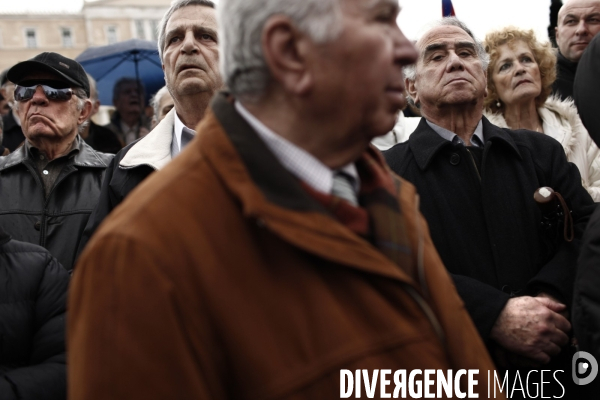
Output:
top-left (384, 18), bottom-right (596, 389)
top-left (0, 227), bottom-right (69, 399)
top-left (572, 33), bottom-right (600, 363)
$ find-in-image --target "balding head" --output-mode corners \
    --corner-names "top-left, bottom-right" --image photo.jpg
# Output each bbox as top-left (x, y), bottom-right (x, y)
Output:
top-left (556, 0), bottom-right (600, 62)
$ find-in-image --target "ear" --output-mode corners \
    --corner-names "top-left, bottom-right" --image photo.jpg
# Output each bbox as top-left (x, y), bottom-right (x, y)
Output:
top-left (261, 15), bottom-right (312, 95)
top-left (406, 77), bottom-right (419, 107)
top-left (554, 26), bottom-right (559, 41)
top-left (78, 99), bottom-right (93, 125)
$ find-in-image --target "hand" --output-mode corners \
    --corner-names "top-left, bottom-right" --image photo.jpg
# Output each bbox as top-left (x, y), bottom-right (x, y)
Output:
top-left (1, 147), bottom-right (9, 156)
top-left (537, 292), bottom-right (569, 319)
top-left (490, 296), bottom-right (571, 364)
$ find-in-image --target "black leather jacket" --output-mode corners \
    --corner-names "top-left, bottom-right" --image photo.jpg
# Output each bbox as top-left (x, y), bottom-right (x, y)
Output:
top-left (0, 138), bottom-right (113, 271)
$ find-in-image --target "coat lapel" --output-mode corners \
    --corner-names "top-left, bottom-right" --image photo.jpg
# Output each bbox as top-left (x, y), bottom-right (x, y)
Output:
top-left (200, 93), bottom-right (415, 284)
top-left (120, 108), bottom-right (176, 170)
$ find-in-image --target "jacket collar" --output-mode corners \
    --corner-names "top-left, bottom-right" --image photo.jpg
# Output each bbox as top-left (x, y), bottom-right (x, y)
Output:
top-left (408, 115), bottom-right (522, 170)
top-left (0, 135), bottom-right (111, 172)
top-left (119, 108), bottom-right (175, 170)
top-left (199, 92), bottom-right (414, 284)
top-left (210, 92), bottom-right (327, 214)
top-left (557, 51), bottom-right (578, 74)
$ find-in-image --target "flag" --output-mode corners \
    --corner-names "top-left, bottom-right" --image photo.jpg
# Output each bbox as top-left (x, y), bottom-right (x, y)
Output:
top-left (442, 0), bottom-right (456, 17)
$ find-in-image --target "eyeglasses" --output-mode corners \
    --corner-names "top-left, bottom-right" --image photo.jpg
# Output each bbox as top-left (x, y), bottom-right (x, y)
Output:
top-left (14, 84), bottom-right (74, 102)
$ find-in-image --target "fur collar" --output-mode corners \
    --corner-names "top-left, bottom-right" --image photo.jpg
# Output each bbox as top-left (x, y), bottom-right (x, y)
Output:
top-left (484, 96), bottom-right (586, 158)
top-left (119, 108), bottom-right (175, 170)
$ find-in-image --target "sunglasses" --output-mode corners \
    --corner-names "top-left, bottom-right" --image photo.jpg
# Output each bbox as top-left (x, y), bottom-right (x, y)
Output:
top-left (14, 84), bottom-right (74, 102)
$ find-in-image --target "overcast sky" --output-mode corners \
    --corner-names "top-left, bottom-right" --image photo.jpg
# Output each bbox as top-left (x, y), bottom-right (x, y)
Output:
top-left (1, 0), bottom-right (554, 43)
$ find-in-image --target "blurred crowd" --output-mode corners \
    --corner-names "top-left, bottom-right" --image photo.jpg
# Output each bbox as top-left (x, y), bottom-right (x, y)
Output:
top-left (1, 0), bottom-right (600, 399)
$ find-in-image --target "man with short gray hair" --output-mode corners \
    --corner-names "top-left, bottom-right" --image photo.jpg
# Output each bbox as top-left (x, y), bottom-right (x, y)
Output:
top-left (69, 2), bottom-right (497, 398)
top-left (77, 0), bottom-right (221, 255)
top-left (0, 52), bottom-right (113, 271)
top-left (385, 18), bottom-right (595, 391)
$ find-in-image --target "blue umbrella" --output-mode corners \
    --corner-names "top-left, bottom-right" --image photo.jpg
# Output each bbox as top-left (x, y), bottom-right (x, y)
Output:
top-left (76, 39), bottom-right (164, 106)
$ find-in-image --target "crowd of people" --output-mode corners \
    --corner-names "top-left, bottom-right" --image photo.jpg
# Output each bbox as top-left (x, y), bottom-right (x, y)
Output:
top-left (1, 0), bottom-right (600, 398)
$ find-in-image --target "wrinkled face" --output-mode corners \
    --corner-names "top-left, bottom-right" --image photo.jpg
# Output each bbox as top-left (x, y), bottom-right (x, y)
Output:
top-left (556, 0), bottom-right (600, 62)
top-left (308, 0), bottom-right (418, 140)
top-left (491, 41), bottom-right (542, 107)
top-left (409, 25), bottom-right (487, 111)
top-left (162, 5), bottom-right (222, 100)
top-left (157, 91), bottom-right (174, 122)
top-left (114, 82), bottom-right (144, 116)
top-left (16, 72), bottom-right (89, 144)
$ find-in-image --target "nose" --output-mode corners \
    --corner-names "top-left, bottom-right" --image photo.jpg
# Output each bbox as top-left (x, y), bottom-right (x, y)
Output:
top-left (180, 30), bottom-right (199, 54)
top-left (446, 51), bottom-right (465, 72)
top-left (575, 20), bottom-right (590, 36)
top-left (393, 26), bottom-right (418, 68)
top-left (30, 86), bottom-right (49, 106)
top-left (515, 61), bottom-right (526, 75)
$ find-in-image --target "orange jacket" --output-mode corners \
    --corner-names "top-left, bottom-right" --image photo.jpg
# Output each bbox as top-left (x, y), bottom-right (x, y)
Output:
top-left (68, 93), bottom-right (501, 399)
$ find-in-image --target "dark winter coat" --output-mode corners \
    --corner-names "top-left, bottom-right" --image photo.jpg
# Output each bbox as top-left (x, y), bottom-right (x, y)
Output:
top-left (0, 228), bottom-right (69, 400)
top-left (76, 108), bottom-right (175, 258)
top-left (574, 33), bottom-right (600, 147)
top-left (384, 117), bottom-right (596, 341)
top-left (0, 139), bottom-right (113, 271)
top-left (552, 52), bottom-right (578, 101)
top-left (572, 32), bottom-right (600, 363)
top-left (83, 121), bottom-right (123, 154)
top-left (1, 112), bottom-right (24, 153)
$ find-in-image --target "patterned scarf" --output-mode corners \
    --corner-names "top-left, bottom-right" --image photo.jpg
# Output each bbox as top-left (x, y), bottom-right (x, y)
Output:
top-left (302, 146), bottom-right (415, 277)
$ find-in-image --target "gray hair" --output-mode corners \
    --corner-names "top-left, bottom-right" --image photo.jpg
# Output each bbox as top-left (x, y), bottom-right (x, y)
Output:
top-left (150, 86), bottom-right (171, 122)
top-left (157, 0), bottom-right (216, 63)
top-left (86, 73), bottom-right (99, 102)
top-left (404, 17), bottom-right (489, 82)
top-left (218, 0), bottom-right (343, 100)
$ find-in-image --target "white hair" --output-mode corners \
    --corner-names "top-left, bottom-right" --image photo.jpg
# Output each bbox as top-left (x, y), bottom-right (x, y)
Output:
top-left (404, 18), bottom-right (489, 107)
top-left (218, 0), bottom-right (343, 100)
top-left (150, 86), bottom-right (171, 118)
top-left (157, 0), bottom-right (216, 63)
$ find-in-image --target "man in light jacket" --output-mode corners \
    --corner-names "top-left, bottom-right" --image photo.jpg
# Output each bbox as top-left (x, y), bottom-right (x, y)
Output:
top-left (76, 0), bottom-right (222, 257)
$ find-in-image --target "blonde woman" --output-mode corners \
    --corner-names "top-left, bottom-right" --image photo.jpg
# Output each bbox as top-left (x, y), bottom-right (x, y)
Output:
top-left (483, 27), bottom-right (600, 201)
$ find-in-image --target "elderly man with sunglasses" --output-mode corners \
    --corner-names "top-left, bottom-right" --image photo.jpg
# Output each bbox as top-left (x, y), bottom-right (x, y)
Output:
top-left (0, 52), bottom-right (113, 272)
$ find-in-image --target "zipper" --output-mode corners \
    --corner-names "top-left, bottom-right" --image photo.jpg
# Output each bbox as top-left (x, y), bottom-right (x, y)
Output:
top-left (465, 148), bottom-right (482, 182)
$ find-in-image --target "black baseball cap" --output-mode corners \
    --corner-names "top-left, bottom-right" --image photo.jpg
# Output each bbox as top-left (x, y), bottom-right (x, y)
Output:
top-left (7, 52), bottom-right (90, 97)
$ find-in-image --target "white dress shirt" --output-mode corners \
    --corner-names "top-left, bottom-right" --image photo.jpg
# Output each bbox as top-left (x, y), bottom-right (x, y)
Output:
top-left (235, 101), bottom-right (360, 195)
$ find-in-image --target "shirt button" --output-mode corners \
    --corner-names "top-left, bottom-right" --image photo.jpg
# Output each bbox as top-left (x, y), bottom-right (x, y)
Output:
top-left (39, 155), bottom-right (44, 160)
top-left (450, 153), bottom-right (460, 165)
top-left (43, 170), bottom-right (49, 175)
top-left (34, 221), bottom-right (41, 230)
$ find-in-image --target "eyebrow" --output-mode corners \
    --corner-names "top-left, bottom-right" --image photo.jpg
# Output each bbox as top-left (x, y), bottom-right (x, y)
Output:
top-left (166, 24), bottom-right (218, 41)
top-left (364, 0), bottom-right (400, 12)
top-left (422, 41), bottom-right (475, 59)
